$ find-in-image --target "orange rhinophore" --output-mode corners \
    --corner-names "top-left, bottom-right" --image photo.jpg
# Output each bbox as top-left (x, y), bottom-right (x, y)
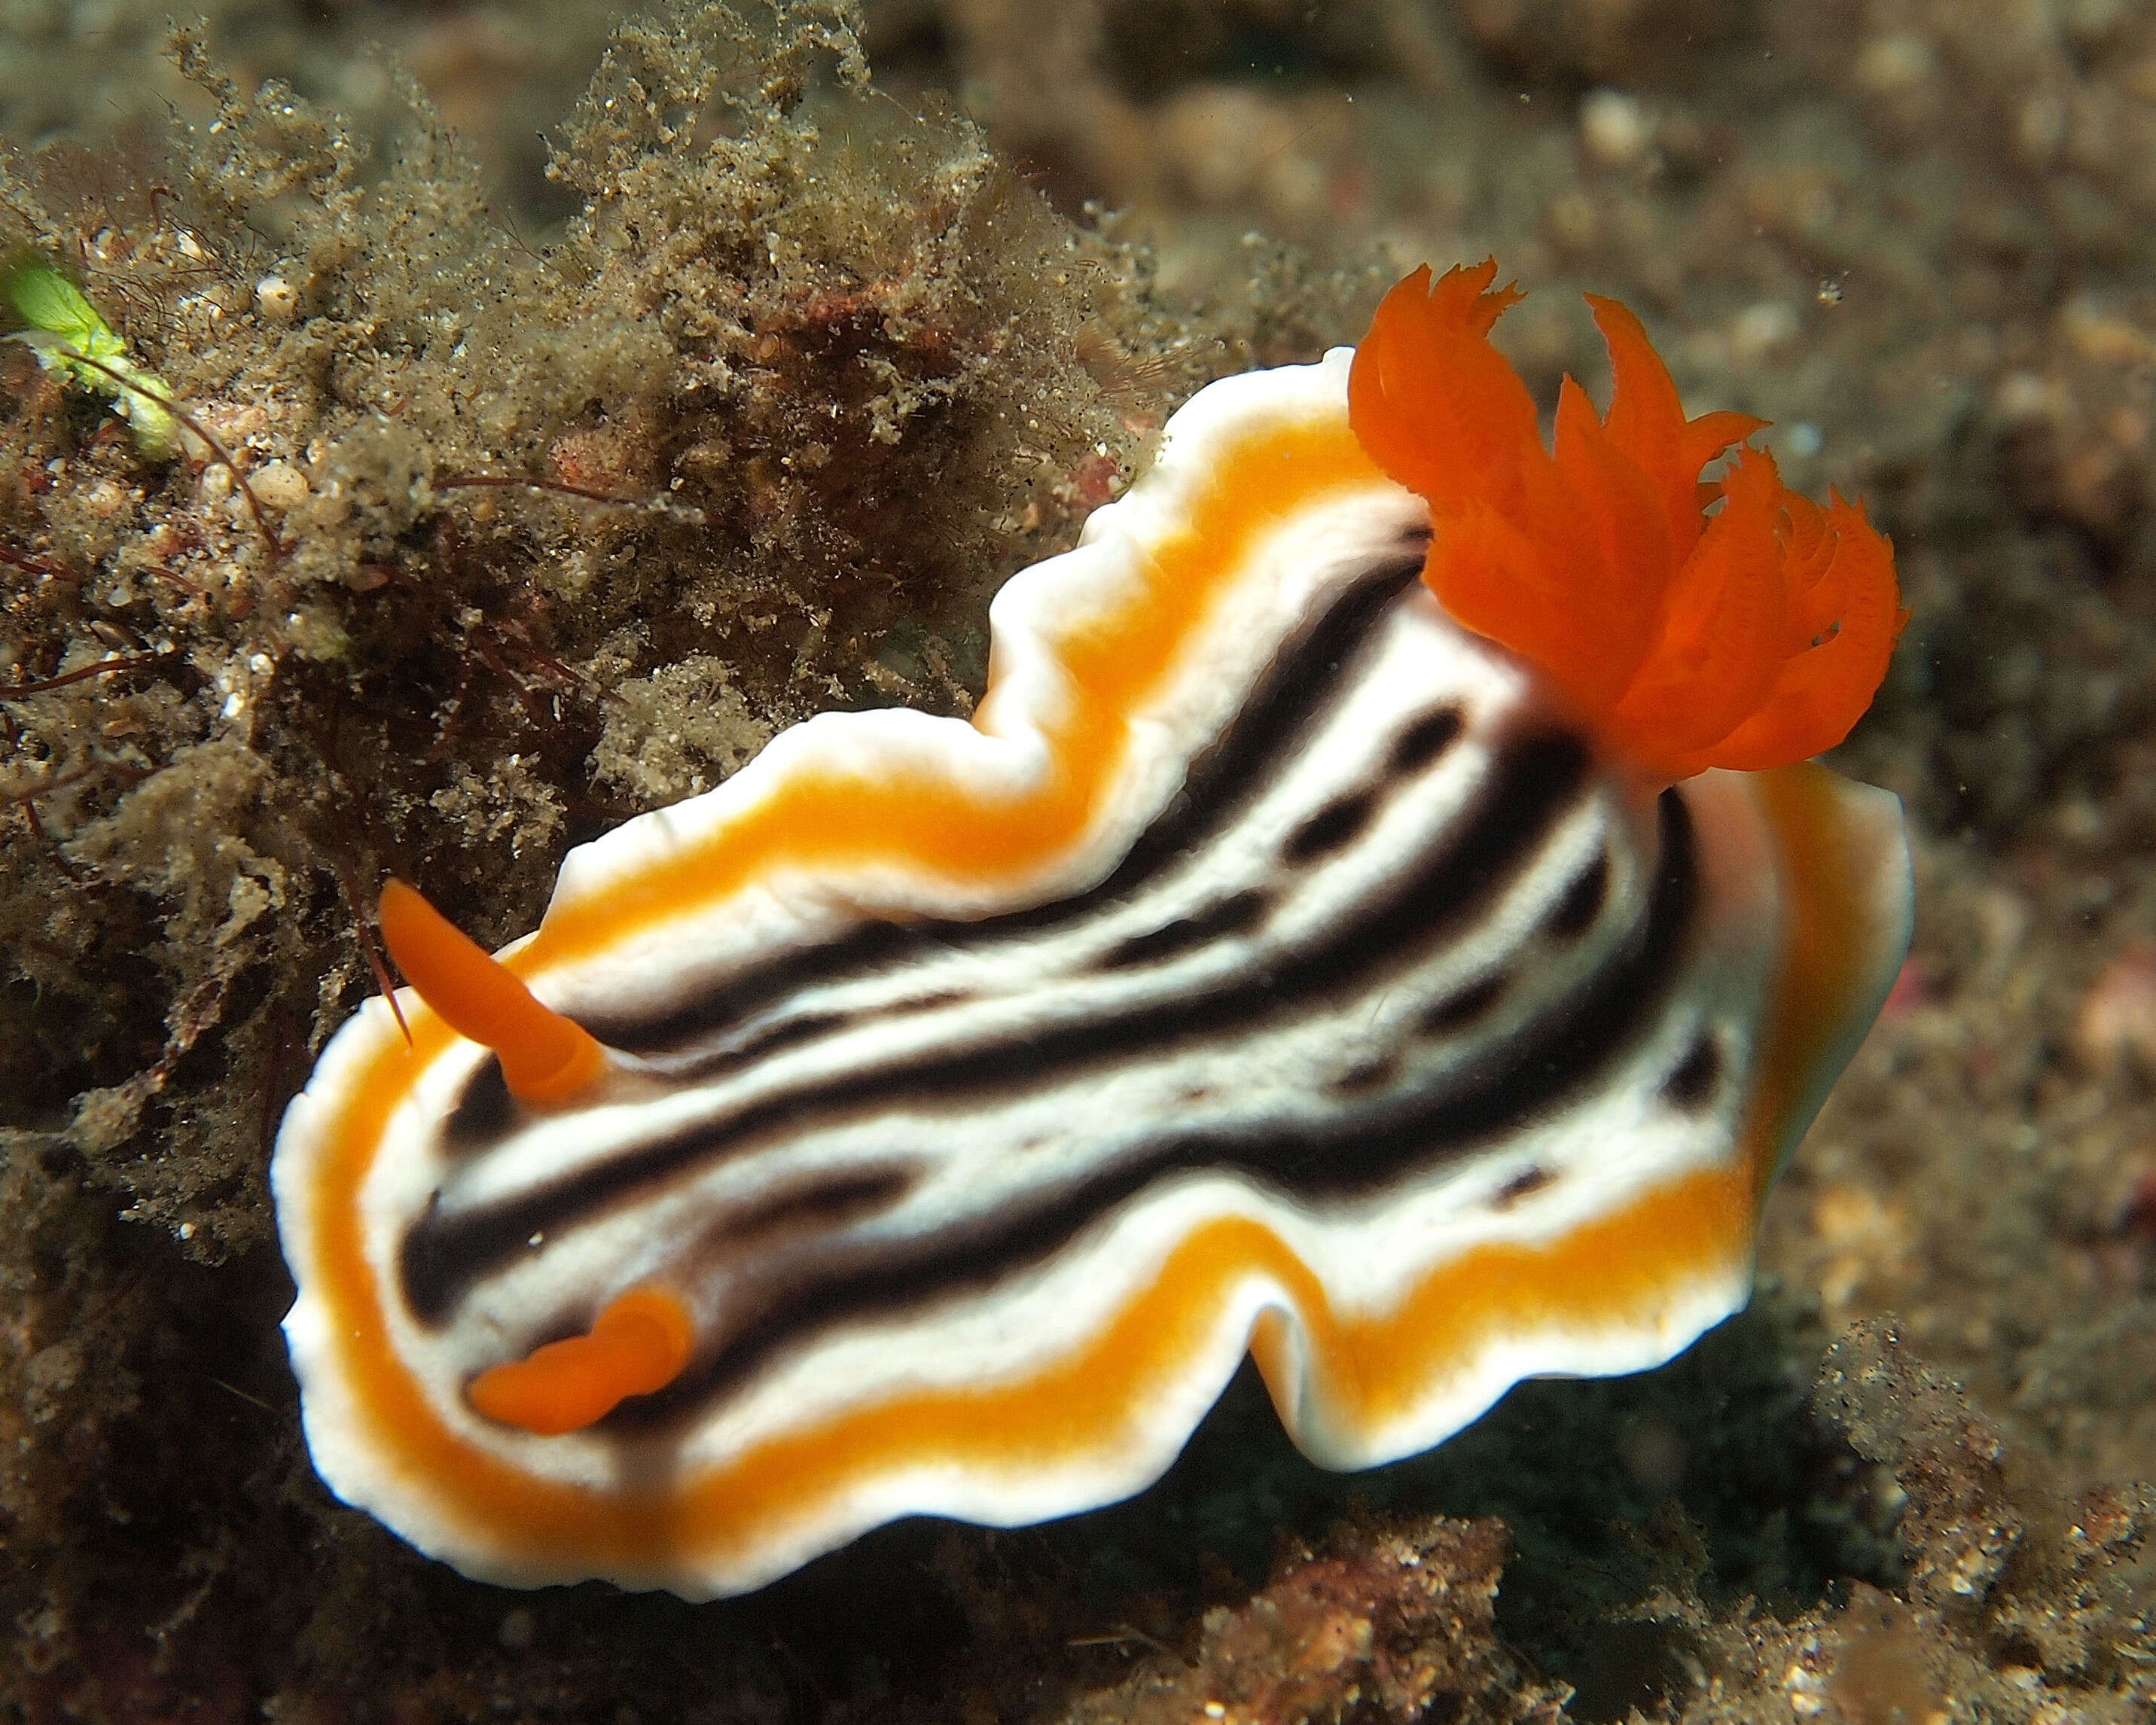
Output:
top-left (1348, 260), bottom-right (1907, 783)
top-left (468, 1288), bottom-right (697, 1435)
top-left (376, 878), bottom-right (605, 1104)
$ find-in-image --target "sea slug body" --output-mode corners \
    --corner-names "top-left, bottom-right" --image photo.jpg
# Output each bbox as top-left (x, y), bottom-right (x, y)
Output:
top-left (273, 261), bottom-right (1913, 1599)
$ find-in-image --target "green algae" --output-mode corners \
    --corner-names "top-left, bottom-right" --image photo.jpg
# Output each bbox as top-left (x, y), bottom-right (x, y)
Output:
top-left (2, 251), bottom-right (181, 455)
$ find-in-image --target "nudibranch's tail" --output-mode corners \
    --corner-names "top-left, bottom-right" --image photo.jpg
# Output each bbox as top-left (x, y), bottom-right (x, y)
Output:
top-left (1348, 261), bottom-right (1907, 784)
top-left (377, 879), bottom-right (605, 1105)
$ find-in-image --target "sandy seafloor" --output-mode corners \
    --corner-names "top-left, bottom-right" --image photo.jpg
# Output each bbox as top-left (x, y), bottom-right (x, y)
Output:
top-left (2, 2), bottom-right (2155, 1720)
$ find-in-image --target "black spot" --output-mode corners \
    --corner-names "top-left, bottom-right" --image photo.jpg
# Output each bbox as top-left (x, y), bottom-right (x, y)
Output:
top-left (1283, 791), bottom-right (1376, 864)
top-left (1332, 1055), bottom-right (1398, 1095)
top-left (444, 1057), bottom-right (513, 1144)
top-left (1549, 851), bottom-right (1610, 940)
top-left (1420, 974), bottom-right (1505, 1035)
top-left (1388, 706), bottom-right (1465, 776)
top-left (1491, 1164), bottom-right (1555, 1208)
top-left (1663, 1032), bottom-right (1721, 1110)
top-left (1101, 889), bottom-right (1268, 968)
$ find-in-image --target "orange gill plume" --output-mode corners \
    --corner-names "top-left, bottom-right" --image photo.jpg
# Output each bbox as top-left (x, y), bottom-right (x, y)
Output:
top-left (1348, 260), bottom-right (1907, 785)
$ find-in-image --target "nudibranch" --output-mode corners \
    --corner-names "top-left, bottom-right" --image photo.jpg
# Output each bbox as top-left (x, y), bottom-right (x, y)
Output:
top-left (273, 260), bottom-right (1912, 1599)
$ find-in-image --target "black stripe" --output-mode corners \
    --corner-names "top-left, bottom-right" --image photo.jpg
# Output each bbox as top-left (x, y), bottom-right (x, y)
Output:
top-left (700, 1166), bottom-right (920, 1248)
top-left (601, 788), bottom-right (1701, 1434)
top-left (401, 727), bottom-right (1590, 1323)
top-left (1099, 888), bottom-right (1269, 969)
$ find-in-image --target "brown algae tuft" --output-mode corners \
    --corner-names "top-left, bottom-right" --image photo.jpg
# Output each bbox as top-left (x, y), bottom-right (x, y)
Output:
top-left (0, 0), bottom-right (1160, 1263)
